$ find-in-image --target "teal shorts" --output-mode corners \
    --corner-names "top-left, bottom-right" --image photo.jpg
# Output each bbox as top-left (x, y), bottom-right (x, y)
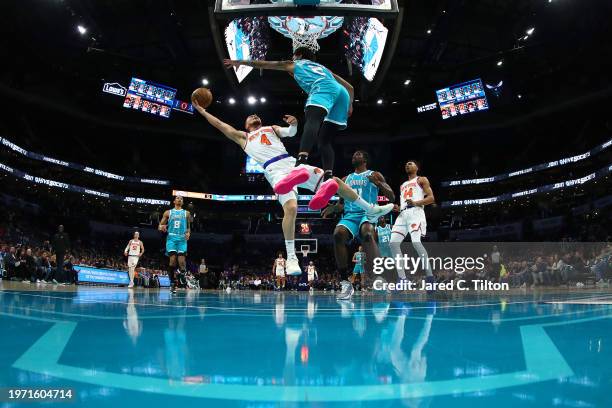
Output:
top-left (166, 236), bottom-right (187, 256)
top-left (353, 265), bottom-right (363, 274)
top-left (379, 244), bottom-right (392, 258)
top-left (337, 212), bottom-right (370, 239)
top-left (306, 80), bottom-right (349, 129)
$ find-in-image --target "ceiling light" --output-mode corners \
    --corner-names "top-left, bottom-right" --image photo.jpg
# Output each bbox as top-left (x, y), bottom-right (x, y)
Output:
top-left (247, 96), bottom-right (257, 105)
top-left (426, 29), bottom-right (432, 34)
top-left (228, 98), bottom-right (236, 105)
top-left (497, 60), bottom-right (503, 66)
top-left (377, 99), bottom-right (383, 105)
top-left (526, 27), bottom-right (535, 35)
top-left (517, 94), bottom-right (522, 99)
top-left (260, 97), bottom-right (266, 103)
top-left (201, 78), bottom-right (209, 86)
top-left (404, 79), bottom-right (411, 86)
top-left (77, 25), bottom-right (87, 35)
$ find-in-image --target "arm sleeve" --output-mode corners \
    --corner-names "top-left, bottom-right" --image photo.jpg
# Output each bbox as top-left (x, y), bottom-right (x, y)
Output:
top-left (276, 123), bottom-right (298, 138)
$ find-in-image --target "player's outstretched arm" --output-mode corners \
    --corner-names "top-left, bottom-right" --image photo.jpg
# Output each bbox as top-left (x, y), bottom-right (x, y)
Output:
top-left (367, 172), bottom-right (396, 202)
top-left (224, 59), bottom-right (295, 72)
top-left (272, 115), bottom-right (298, 138)
top-left (192, 100), bottom-right (247, 147)
top-left (158, 210), bottom-right (170, 232)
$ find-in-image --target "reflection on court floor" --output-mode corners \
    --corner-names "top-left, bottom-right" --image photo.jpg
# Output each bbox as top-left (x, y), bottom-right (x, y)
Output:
top-left (1, 283), bottom-right (611, 408)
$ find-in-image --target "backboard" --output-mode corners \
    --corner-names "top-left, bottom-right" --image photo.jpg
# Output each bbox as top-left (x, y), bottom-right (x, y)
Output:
top-left (214, 0), bottom-right (399, 17)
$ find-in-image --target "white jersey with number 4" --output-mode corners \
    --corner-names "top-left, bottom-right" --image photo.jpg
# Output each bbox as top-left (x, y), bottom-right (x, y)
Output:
top-left (243, 126), bottom-right (287, 164)
top-left (127, 240), bottom-right (142, 256)
top-left (400, 177), bottom-right (425, 211)
top-left (393, 176), bottom-right (427, 240)
top-left (242, 125), bottom-right (324, 207)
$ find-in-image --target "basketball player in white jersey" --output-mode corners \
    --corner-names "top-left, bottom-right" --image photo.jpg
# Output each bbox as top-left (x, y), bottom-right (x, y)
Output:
top-left (307, 261), bottom-right (318, 290)
top-left (273, 253), bottom-right (286, 290)
top-left (390, 160), bottom-right (436, 283)
top-left (192, 100), bottom-right (393, 277)
top-left (123, 231), bottom-right (145, 288)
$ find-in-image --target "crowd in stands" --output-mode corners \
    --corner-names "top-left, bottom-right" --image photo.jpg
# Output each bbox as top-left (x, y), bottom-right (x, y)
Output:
top-left (1, 197), bottom-right (611, 291)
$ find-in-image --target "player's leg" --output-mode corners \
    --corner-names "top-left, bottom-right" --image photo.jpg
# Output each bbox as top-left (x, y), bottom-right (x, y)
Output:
top-left (280, 197), bottom-right (302, 276)
top-left (334, 177), bottom-right (394, 219)
top-left (317, 121), bottom-right (340, 179)
top-left (333, 221), bottom-right (357, 300)
top-left (307, 170), bottom-right (394, 216)
top-left (333, 224), bottom-right (352, 281)
top-left (168, 252), bottom-right (177, 292)
top-left (317, 85), bottom-right (349, 177)
top-left (295, 106), bottom-right (327, 166)
top-left (390, 213), bottom-right (409, 280)
top-left (408, 224), bottom-right (433, 279)
top-left (359, 221), bottom-right (381, 276)
top-left (127, 257), bottom-right (136, 288)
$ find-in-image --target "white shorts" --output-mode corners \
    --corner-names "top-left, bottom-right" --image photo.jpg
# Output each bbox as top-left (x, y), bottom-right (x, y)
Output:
top-left (392, 208), bottom-right (427, 242)
top-left (127, 256), bottom-right (139, 268)
top-left (308, 274), bottom-right (315, 282)
top-left (276, 268), bottom-right (285, 277)
top-left (265, 158), bottom-right (324, 206)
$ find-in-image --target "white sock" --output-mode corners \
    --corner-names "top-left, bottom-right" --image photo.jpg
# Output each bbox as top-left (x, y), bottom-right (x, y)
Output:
top-left (285, 240), bottom-right (296, 259)
top-left (351, 196), bottom-right (374, 212)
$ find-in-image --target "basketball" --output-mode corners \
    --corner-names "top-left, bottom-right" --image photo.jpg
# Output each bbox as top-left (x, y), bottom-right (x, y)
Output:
top-left (191, 87), bottom-right (213, 108)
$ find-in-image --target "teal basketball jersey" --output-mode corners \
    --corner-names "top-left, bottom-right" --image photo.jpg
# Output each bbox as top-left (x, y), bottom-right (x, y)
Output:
top-left (293, 59), bottom-right (335, 94)
top-left (377, 224), bottom-right (392, 257)
top-left (168, 208), bottom-right (187, 238)
top-left (344, 170), bottom-right (379, 214)
top-left (377, 225), bottom-right (392, 245)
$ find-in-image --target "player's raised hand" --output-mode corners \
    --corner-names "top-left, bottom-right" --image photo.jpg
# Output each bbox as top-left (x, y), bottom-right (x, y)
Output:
top-left (223, 59), bottom-right (240, 68)
top-left (283, 115), bottom-right (297, 125)
top-left (191, 98), bottom-right (205, 114)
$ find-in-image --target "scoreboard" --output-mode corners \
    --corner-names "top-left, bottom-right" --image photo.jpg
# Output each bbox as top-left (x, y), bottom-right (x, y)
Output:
top-left (123, 78), bottom-right (177, 118)
top-left (436, 79), bottom-right (489, 120)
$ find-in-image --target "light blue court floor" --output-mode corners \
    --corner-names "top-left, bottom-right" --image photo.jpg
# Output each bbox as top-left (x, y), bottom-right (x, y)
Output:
top-left (1, 283), bottom-right (612, 408)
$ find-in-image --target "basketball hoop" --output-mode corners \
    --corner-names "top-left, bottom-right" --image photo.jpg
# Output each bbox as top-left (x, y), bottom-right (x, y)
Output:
top-left (290, 30), bottom-right (321, 52)
top-left (300, 245), bottom-right (310, 258)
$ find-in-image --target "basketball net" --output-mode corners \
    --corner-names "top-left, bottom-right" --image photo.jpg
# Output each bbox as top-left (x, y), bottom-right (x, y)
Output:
top-left (291, 31), bottom-right (320, 53)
